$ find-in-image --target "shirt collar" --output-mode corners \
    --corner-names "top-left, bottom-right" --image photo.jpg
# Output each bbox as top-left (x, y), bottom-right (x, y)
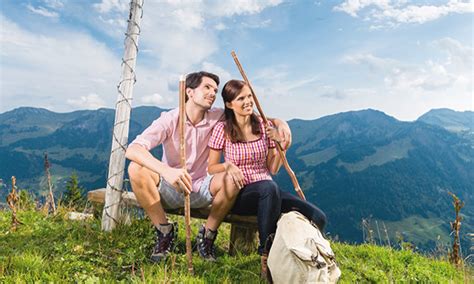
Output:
top-left (186, 110), bottom-right (209, 127)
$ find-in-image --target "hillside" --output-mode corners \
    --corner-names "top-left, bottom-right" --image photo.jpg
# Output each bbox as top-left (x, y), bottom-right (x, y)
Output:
top-left (0, 106), bottom-right (165, 195)
top-left (0, 209), bottom-right (470, 282)
top-left (1, 107), bottom-right (473, 252)
top-left (278, 109), bottom-right (473, 250)
top-left (418, 108), bottom-right (474, 133)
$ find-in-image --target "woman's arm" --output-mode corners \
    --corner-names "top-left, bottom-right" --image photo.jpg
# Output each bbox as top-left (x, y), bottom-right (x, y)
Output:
top-left (208, 148), bottom-right (226, 174)
top-left (208, 148), bottom-right (245, 189)
top-left (266, 147), bottom-right (283, 175)
top-left (266, 125), bottom-right (285, 175)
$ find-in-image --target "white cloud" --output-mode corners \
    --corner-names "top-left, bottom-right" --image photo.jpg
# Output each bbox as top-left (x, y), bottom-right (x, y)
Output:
top-left (214, 23), bottom-right (227, 30)
top-left (87, 0), bottom-right (284, 75)
top-left (201, 61), bottom-right (232, 85)
top-left (211, 0), bottom-right (283, 17)
top-left (242, 19), bottom-right (272, 29)
top-left (0, 16), bottom-right (120, 111)
top-left (434, 37), bottom-right (473, 72)
top-left (252, 65), bottom-right (321, 99)
top-left (342, 52), bottom-right (463, 91)
top-left (334, 0), bottom-right (474, 26)
top-left (98, 15), bottom-right (127, 30)
top-left (384, 61), bottom-right (456, 91)
top-left (342, 53), bottom-right (397, 71)
top-left (26, 4), bottom-right (59, 18)
top-left (93, 0), bottom-right (129, 14)
top-left (334, 0), bottom-right (392, 17)
top-left (140, 93), bottom-right (173, 105)
top-left (339, 38), bottom-right (473, 119)
top-left (172, 9), bottom-right (204, 30)
top-left (67, 94), bottom-right (107, 109)
top-left (44, 0), bottom-right (64, 9)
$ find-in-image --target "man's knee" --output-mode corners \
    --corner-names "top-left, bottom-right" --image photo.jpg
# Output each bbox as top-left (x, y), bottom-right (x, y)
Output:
top-left (128, 162), bottom-right (141, 180)
top-left (128, 162), bottom-right (160, 186)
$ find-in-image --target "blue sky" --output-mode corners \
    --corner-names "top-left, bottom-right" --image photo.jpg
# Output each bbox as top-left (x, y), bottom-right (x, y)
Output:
top-left (0, 0), bottom-right (472, 121)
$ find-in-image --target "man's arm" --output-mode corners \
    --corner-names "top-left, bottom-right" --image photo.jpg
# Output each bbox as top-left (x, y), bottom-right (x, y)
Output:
top-left (218, 108), bottom-right (292, 149)
top-left (126, 144), bottom-right (192, 193)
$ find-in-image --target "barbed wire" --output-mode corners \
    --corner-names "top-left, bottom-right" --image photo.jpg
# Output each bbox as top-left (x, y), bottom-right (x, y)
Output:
top-left (103, 0), bottom-right (144, 226)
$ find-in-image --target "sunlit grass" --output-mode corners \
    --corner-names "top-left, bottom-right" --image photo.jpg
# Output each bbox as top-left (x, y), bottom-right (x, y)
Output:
top-left (0, 208), bottom-right (469, 283)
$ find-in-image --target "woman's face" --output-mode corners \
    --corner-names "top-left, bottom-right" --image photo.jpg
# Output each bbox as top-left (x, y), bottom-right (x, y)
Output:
top-left (226, 85), bottom-right (254, 117)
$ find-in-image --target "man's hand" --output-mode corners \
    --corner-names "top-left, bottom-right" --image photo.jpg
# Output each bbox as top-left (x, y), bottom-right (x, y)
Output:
top-left (278, 126), bottom-right (291, 150)
top-left (161, 167), bottom-right (193, 194)
top-left (271, 118), bottom-right (292, 150)
top-left (265, 125), bottom-right (283, 143)
top-left (224, 161), bottom-right (245, 189)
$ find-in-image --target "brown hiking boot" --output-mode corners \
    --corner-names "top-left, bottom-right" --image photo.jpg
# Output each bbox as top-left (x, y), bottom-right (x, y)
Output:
top-left (261, 254), bottom-right (273, 283)
top-left (261, 234), bottom-right (274, 282)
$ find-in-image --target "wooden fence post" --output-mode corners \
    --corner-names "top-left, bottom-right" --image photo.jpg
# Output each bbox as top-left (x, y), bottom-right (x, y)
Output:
top-left (102, 0), bottom-right (144, 231)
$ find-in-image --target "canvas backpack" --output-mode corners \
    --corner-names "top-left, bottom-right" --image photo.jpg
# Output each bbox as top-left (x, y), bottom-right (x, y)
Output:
top-left (267, 211), bottom-right (341, 283)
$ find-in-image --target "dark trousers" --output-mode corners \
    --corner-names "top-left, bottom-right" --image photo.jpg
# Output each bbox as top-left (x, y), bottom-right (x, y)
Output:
top-left (231, 180), bottom-right (281, 254)
top-left (280, 190), bottom-right (327, 231)
top-left (231, 180), bottom-right (328, 254)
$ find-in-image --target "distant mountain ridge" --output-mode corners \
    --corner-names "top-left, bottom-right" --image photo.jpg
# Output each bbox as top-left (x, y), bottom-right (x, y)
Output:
top-left (1, 106), bottom-right (472, 251)
top-left (418, 108), bottom-right (473, 133)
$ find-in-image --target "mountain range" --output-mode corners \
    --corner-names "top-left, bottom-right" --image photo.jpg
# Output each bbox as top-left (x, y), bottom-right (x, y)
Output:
top-left (1, 106), bottom-right (472, 251)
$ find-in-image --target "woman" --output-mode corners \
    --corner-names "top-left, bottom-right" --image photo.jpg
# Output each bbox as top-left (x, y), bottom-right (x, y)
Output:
top-left (208, 80), bottom-right (326, 274)
top-left (208, 79), bottom-right (282, 254)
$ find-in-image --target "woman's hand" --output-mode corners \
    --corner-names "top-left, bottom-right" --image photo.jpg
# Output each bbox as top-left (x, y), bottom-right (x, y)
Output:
top-left (224, 161), bottom-right (245, 189)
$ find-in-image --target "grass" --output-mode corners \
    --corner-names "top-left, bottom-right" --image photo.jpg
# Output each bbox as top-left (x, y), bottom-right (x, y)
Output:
top-left (0, 208), bottom-right (471, 283)
top-left (374, 216), bottom-right (450, 246)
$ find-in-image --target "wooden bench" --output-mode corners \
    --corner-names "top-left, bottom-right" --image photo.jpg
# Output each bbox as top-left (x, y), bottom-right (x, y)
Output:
top-left (87, 188), bottom-right (258, 255)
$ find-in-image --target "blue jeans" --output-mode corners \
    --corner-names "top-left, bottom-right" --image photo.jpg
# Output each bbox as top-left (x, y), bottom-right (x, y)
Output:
top-left (231, 180), bottom-right (281, 254)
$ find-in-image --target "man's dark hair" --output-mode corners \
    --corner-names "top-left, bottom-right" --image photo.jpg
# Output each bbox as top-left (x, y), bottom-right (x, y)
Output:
top-left (186, 71), bottom-right (220, 90)
top-left (184, 71), bottom-right (219, 102)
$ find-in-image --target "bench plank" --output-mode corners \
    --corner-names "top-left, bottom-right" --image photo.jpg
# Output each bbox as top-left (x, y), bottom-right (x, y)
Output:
top-left (88, 188), bottom-right (258, 254)
top-left (88, 188), bottom-right (257, 225)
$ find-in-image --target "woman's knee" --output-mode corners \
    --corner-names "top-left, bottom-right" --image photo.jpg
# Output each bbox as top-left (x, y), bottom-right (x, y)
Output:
top-left (313, 209), bottom-right (327, 231)
top-left (259, 181), bottom-right (281, 200)
top-left (210, 172), bottom-right (239, 199)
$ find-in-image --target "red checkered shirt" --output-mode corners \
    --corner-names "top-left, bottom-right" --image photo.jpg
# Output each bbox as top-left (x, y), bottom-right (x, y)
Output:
top-left (208, 120), bottom-right (276, 185)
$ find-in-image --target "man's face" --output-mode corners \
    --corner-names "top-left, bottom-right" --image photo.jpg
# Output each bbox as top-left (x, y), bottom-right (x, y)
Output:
top-left (187, 76), bottom-right (218, 110)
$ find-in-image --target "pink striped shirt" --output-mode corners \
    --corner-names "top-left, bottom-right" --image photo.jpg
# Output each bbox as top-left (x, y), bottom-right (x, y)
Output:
top-left (208, 120), bottom-right (276, 185)
top-left (130, 107), bottom-right (224, 192)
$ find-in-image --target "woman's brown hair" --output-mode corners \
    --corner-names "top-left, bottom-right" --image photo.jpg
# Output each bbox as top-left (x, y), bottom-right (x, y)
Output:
top-left (221, 80), bottom-right (261, 143)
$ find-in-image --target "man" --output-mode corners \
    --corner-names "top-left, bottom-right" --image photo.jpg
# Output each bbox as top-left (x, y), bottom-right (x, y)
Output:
top-left (126, 71), bottom-right (291, 262)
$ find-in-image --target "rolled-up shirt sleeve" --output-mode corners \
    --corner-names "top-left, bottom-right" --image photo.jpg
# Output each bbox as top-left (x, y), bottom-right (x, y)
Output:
top-left (129, 111), bottom-right (172, 151)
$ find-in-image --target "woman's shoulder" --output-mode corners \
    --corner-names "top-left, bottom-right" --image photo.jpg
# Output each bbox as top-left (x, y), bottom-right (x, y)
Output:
top-left (215, 120), bottom-right (226, 129)
top-left (212, 121), bottom-right (226, 135)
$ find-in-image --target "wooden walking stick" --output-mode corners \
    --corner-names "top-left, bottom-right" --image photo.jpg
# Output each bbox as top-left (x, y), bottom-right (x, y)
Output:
top-left (179, 75), bottom-right (194, 274)
top-left (231, 51), bottom-right (306, 201)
